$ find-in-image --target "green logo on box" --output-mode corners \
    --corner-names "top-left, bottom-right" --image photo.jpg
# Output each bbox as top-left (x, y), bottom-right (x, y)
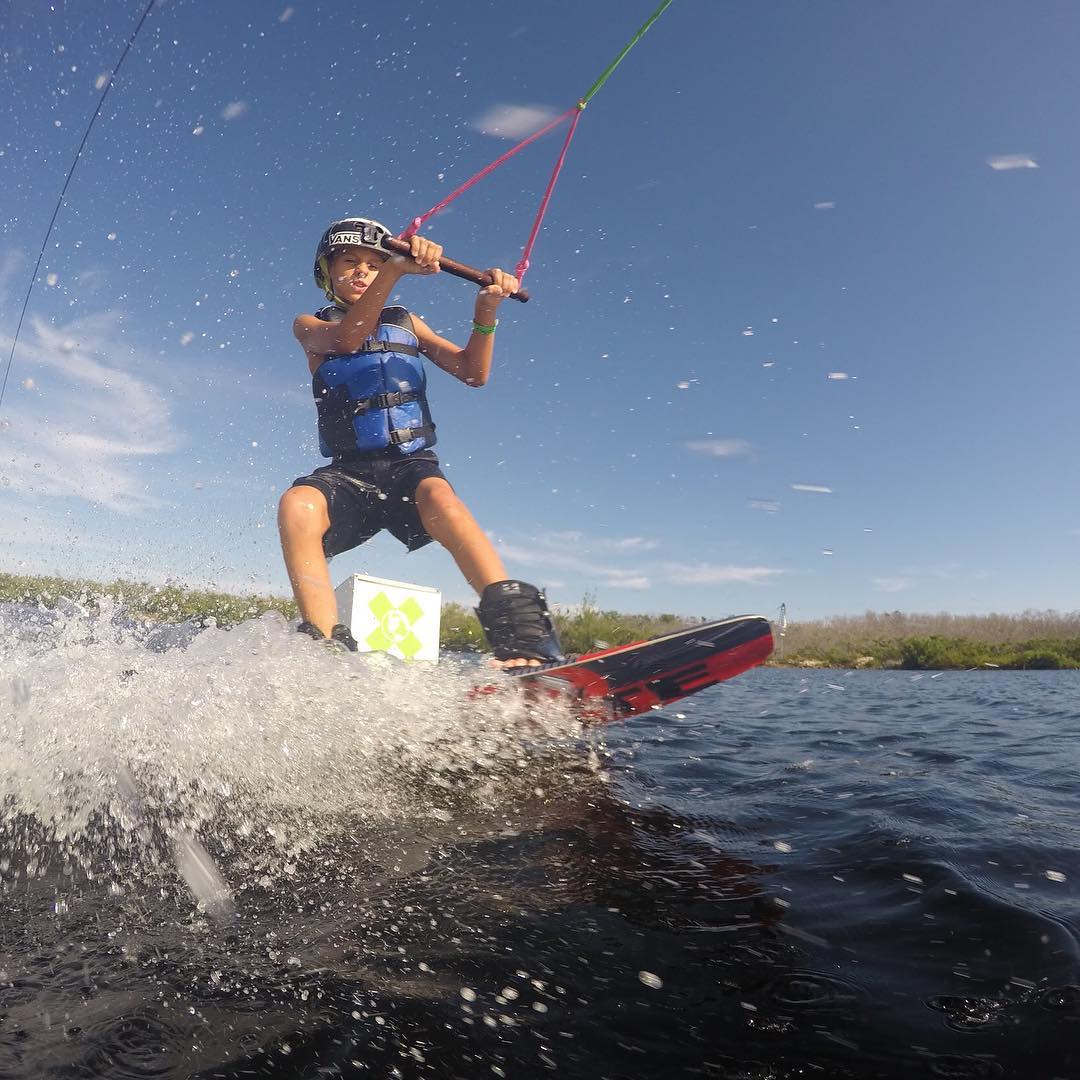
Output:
top-left (366, 591), bottom-right (425, 659)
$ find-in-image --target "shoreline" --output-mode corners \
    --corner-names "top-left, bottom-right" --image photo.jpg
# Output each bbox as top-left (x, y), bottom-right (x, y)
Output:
top-left (2, 573), bottom-right (1077, 670)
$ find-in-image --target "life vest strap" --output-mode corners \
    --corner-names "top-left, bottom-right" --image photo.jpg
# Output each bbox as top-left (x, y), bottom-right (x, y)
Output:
top-left (353, 389), bottom-right (422, 415)
top-left (360, 340), bottom-right (421, 357)
top-left (388, 423), bottom-right (436, 446)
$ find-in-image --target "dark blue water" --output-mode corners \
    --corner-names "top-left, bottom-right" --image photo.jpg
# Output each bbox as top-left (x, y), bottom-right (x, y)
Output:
top-left (2, 607), bottom-right (1079, 1078)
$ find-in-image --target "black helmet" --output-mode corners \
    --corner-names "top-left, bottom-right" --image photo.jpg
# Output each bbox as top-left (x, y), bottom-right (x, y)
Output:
top-left (313, 216), bottom-right (392, 300)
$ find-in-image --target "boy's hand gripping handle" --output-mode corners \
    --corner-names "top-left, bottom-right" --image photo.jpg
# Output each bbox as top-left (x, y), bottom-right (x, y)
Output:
top-left (381, 236), bottom-right (531, 303)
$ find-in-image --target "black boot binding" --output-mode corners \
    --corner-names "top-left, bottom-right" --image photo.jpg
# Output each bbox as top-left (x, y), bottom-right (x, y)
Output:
top-left (476, 580), bottom-right (564, 669)
top-left (297, 621), bottom-right (359, 652)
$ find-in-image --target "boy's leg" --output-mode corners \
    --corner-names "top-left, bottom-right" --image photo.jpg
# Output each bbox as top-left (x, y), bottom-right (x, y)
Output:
top-left (415, 478), bottom-right (562, 667)
top-left (278, 484), bottom-right (338, 637)
top-left (414, 477), bottom-right (508, 593)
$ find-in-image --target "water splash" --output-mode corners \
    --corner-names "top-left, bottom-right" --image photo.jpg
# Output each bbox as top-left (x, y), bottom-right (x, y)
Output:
top-left (0, 601), bottom-right (581, 908)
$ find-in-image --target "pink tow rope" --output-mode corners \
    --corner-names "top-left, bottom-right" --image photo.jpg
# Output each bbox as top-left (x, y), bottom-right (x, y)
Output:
top-left (514, 106), bottom-right (583, 281)
top-left (400, 106), bottom-right (578, 243)
top-left (399, 0), bottom-right (676, 285)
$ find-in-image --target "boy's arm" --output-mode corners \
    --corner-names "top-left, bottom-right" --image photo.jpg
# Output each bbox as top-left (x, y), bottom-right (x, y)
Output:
top-left (415, 269), bottom-right (519, 388)
top-left (293, 237), bottom-right (442, 373)
top-left (294, 269), bottom-right (402, 374)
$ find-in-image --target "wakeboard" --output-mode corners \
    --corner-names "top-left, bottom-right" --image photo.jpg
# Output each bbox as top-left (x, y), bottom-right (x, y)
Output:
top-left (509, 614), bottom-right (773, 722)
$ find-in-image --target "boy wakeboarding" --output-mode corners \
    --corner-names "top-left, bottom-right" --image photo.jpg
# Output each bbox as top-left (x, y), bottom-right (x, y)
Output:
top-left (278, 216), bottom-right (563, 669)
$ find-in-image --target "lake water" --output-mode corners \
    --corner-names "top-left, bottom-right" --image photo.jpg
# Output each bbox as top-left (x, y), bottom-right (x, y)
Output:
top-left (1, 602), bottom-right (1078, 1078)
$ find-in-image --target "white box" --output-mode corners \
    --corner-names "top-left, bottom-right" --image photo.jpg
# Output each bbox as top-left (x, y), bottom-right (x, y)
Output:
top-left (334, 574), bottom-right (442, 663)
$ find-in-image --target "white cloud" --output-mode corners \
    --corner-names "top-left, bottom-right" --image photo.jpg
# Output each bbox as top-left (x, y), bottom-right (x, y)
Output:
top-left (470, 103), bottom-right (561, 139)
top-left (814, 201), bottom-right (836, 210)
top-left (498, 541), bottom-right (651, 589)
top-left (659, 563), bottom-right (784, 586)
top-left (748, 498), bottom-right (780, 514)
top-left (790, 483), bottom-right (832, 494)
top-left (986, 154), bottom-right (1038, 171)
top-left (533, 529), bottom-right (659, 553)
top-left (0, 497), bottom-right (158, 580)
top-left (75, 266), bottom-right (109, 292)
top-left (0, 248), bottom-right (23, 299)
top-left (684, 438), bottom-right (753, 459)
top-left (0, 308), bottom-right (182, 513)
top-left (610, 576), bottom-right (651, 590)
top-left (872, 577), bottom-right (910, 593)
top-left (499, 529), bottom-right (783, 594)
top-left (604, 536), bottom-right (658, 552)
top-left (221, 101), bottom-right (249, 121)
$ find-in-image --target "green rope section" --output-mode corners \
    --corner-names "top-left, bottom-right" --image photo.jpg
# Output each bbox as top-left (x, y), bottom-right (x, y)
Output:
top-left (577, 0), bottom-right (677, 108)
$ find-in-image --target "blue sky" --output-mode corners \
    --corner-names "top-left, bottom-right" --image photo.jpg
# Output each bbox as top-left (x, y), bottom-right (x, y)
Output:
top-left (2, 0), bottom-right (1078, 621)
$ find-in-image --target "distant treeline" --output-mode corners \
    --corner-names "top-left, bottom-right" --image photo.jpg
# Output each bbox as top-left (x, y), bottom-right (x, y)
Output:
top-left (3, 574), bottom-right (1077, 668)
top-left (0, 572), bottom-right (296, 627)
top-left (0, 574), bottom-right (684, 656)
top-left (778, 610), bottom-right (1080, 670)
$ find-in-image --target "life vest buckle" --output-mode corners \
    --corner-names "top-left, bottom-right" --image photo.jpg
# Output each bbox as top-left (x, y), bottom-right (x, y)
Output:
top-left (388, 423), bottom-right (436, 446)
top-left (352, 389), bottom-right (421, 416)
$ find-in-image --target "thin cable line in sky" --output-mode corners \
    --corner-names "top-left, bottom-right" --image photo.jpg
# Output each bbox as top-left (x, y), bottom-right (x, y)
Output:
top-left (0, 0), bottom-right (156, 411)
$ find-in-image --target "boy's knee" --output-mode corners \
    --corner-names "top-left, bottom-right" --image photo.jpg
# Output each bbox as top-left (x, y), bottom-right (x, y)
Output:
top-left (416, 478), bottom-right (457, 512)
top-left (278, 485), bottom-right (328, 536)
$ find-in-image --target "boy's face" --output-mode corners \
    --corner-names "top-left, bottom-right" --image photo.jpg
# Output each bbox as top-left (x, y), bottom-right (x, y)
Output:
top-left (328, 245), bottom-right (388, 304)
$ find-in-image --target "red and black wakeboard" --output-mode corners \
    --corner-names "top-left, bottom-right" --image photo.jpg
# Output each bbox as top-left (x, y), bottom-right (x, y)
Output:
top-left (511, 614), bottom-right (773, 722)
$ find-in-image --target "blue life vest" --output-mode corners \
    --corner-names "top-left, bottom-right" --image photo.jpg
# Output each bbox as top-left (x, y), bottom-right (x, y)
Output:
top-left (312, 306), bottom-right (436, 458)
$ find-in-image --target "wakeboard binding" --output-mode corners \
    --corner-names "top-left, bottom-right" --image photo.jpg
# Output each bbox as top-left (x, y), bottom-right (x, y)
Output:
top-left (476, 580), bottom-right (564, 666)
top-left (297, 620), bottom-right (359, 653)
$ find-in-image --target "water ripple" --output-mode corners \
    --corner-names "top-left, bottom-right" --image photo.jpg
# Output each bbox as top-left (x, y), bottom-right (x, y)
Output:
top-left (0, 613), bottom-right (1079, 1077)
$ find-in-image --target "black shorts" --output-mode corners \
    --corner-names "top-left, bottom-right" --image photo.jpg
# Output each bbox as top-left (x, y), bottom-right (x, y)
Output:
top-left (291, 450), bottom-right (450, 558)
